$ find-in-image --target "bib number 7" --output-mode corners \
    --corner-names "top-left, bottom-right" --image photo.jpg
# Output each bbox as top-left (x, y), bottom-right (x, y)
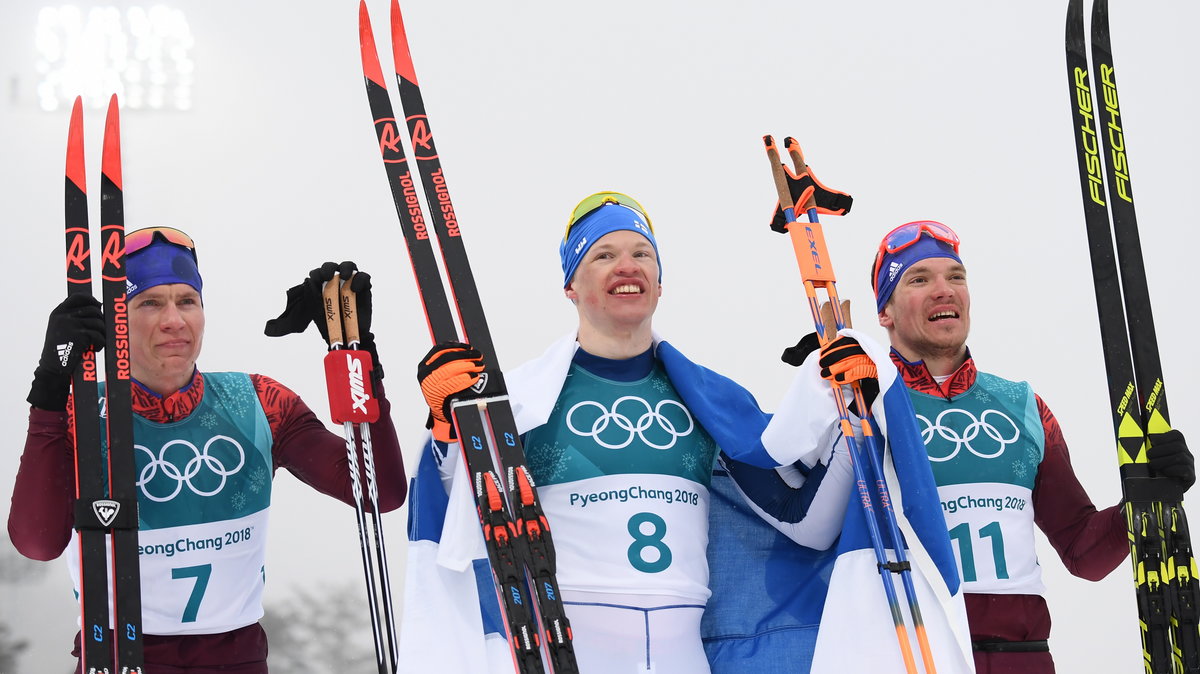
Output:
top-left (172, 563), bottom-right (212, 623)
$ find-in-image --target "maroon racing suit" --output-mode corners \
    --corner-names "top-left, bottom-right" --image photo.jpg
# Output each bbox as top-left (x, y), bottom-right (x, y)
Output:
top-left (893, 350), bottom-right (1129, 674)
top-left (8, 370), bottom-right (407, 673)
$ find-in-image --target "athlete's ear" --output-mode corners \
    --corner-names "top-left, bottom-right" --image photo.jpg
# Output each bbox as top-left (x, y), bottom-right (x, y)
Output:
top-left (564, 283), bottom-right (578, 305)
top-left (878, 307), bottom-right (893, 329)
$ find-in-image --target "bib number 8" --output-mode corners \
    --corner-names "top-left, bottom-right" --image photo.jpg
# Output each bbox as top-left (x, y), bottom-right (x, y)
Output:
top-left (627, 512), bottom-right (672, 573)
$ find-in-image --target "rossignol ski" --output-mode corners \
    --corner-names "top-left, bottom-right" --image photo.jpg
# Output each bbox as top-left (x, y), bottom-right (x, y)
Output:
top-left (1065, 1), bottom-right (1198, 672)
top-left (99, 94), bottom-right (145, 674)
top-left (358, 2), bottom-right (577, 673)
top-left (763, 136), bottom-right (938, 674)
top-left (66, 96), bottom-right (114, 674)
top-left (67, 94), bottom-right (145, 673)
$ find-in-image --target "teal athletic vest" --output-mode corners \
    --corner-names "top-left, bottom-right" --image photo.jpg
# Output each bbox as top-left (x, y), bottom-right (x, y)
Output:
top-left (67, 372), bottom-right (275, 634)
top-left (524, 362), bottom-right (716, 488)
top-left (522, 362), bottom-right (717, 599)
top-left (908, 372), bottom-right (1046, 594)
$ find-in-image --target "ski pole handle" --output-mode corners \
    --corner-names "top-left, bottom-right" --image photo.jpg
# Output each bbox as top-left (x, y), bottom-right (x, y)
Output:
top-left (321, 269), bottom-right (378, 424)
top-left (764, 136), bottom-right (837, 286)
top-left (766, 136), bottom-right (797, 218)
top-left (820, 300), bottom-right (851, 339)
top-left (784, 137), bottom-right (819, 212)
top-left (323, 273), bottom-right (344, 349)
top-left (340, 274), bottom-right (362, 347)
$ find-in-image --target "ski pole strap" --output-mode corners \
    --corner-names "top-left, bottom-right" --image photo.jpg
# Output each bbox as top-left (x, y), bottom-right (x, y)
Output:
top-left (768, 160), bottom-right (854, 233)
top-left (971, 640), bottom-right (1050, 653)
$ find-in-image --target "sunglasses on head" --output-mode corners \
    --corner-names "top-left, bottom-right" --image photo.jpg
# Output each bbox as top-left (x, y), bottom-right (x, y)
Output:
top-left (871, 221), bottom-right (960, 294)
top-left (125, 227), bottom-right (198, 261)
top-left (564, 192), bottom-right (654, 242)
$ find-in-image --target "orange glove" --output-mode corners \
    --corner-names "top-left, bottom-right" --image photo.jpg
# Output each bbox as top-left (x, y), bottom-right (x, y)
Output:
top-left (818, 336), bottom-right (877, 384)
top-left (417, 341), bottom-right (485, 443)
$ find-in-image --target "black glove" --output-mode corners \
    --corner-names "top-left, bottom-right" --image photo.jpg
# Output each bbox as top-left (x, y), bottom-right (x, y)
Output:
top-left (417, 341), bottom-right (486, 442)
top-left (781, 331), bottom-right (879, 414)
top-left (265, 261), bottom-right (381, 378)
top-left (781, 331), bottom-right (821, 368)
top-left (28, 294), bottom-right (105, 411)
top-left (265, 261), bottom-right (372, 341)
top-left (1148, 430), bottom-right (1195, 493)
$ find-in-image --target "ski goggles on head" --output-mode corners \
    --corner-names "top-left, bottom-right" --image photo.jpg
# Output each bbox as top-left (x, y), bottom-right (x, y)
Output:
top-left (560, 191), bottom-right (660, 287)
top-left (564, 191), bottom-right (654, 242)
top-left (125, 226), bottom-right (203, 299)
top-left (877, 220), bottom-right (960, 258)
top-left (872, 220), bottom-right (961, 312)
top-left (125, 226), bottom-right (198, 261)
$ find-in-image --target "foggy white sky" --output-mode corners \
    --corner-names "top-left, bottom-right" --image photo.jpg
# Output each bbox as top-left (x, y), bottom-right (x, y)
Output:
top-left (2, 1), bottom-right (1197, 671)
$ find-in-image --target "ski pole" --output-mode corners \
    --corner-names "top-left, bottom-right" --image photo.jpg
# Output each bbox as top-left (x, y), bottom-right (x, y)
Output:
top-left (339, 275), bottom-right (400, 671)
top-left (764, 135), bottom-right (937, 674)
top-left (320, 274), bottom-right (389, 674)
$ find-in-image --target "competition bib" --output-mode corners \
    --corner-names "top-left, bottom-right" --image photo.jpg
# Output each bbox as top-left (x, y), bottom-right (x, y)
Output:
top-left (68, 372), bottom-right (275, 635)
top-left (910, 372), bottom-right (1046, 595)
top-left (523, 363), bottom-right (717, 600)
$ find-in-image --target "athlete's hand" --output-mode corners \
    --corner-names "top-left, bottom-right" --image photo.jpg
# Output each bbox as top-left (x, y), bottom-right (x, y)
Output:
top-left (265, 261), bottom-right (381, 378)
top-left (781, 331), bottom-right (820, 368)
top-left (818, 336), bottom-right (877, 385)
top-left (1148, 430), bottom-right (1195, 493)
top-left (29, 294), bottom-right (105, 411)
top-left (266, 261), bottom-right (372, 341)
top-left (417, 342), bottom-right (486, 443)
top-left (781, 331), bottom-right (879, 415)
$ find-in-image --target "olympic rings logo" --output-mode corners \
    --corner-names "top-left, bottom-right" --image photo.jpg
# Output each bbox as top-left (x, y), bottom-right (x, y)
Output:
top-left (136, 435), bottom-right (246, 502)
top-left (916, 408), bottom-right (1020, 462)
top-left (566, 396), bottom-right (695, 450)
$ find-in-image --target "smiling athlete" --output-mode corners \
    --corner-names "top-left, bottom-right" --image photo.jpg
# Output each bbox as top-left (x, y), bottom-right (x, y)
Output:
top-left (871, 220), bottom-right (1194, 673)
top-left (399, 192), bottom-right (865, 673)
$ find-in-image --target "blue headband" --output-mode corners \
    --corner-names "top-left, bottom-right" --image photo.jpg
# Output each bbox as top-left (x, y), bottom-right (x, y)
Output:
top-left (560, 204), bottom-right (660, 287)
top-left (126, 239), bottom-right (203, 299)
top-left (873, 235), bottom-right (961, 312)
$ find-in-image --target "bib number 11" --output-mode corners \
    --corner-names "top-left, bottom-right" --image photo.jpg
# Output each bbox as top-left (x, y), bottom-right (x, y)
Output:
top-left (948, 521), bottom-right (1008, 582)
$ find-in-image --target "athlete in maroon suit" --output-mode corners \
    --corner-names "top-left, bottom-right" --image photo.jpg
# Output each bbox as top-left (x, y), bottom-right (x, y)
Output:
top-left (10, 230), bottom-right (405, 673)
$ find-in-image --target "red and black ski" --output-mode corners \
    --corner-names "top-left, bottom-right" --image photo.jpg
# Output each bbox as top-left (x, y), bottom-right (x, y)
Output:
top-left (65, 96), bottom-right (115, 674)
top-left (99, 95), bottom-right (145, 674)
top-left (64, 94), bottom-right (143, 674)
top-left (359, 2), bottom-right (577, 672)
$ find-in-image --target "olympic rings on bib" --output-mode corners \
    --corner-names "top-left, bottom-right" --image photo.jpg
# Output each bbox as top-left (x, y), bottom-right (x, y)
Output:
top-left (917, 408), bottom-right (1020, 462)
top-left (566, 395), bottom-right (695, 450)
top-left (136, 435), bottom-right (247, 502)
